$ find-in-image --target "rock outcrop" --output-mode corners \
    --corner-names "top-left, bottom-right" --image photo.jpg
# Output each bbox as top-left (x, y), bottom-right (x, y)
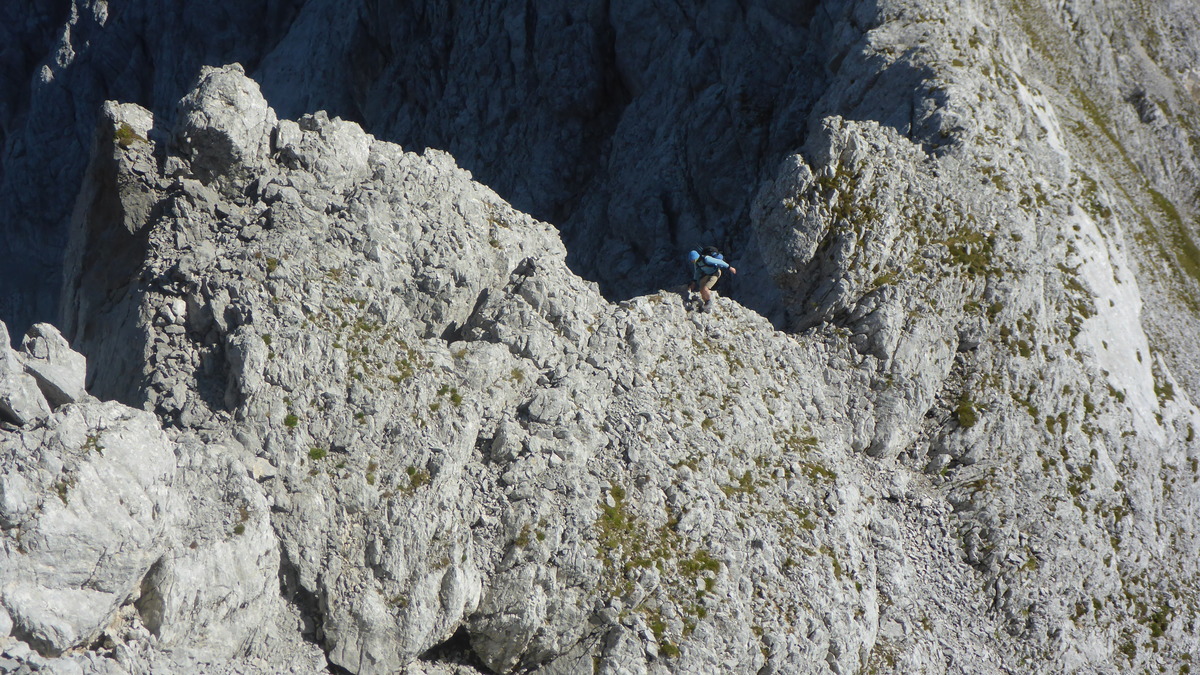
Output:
top-left (0, 323), bottom-right (52, 428)
top-left (1, 399), bottom-right (174, 657)
top-left (7, 0), bottom-right (1200, 346)
top-left (4, 0), bottom-right (1200, 673)
top-left (0, 53), bottom-right (1194, 673)
top-left (750, 0), bottom-right (1200, 669)
top-left (0, 322), bottom-right (168, 663)
top-left (0, 319), bottom-right (323, 674)
top-left (2, 0), bottom-right (842, 333)
top-left (0, 322), bottom-right (88, 427)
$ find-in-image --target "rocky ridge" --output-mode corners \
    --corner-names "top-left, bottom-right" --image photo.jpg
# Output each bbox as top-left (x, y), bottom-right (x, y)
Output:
top-left (1, 51), bottom-right (1198, 674)
top-left (4, 0), bottom-right (1200, 673)
top-left (757, 0), bottom-right (1200, 668)
top-left (7, 0), bottom-right (1200, 346)
top-left (52, 65), bottom-right (906, 674)
top-left (0, 0), bottom-right (884, 333)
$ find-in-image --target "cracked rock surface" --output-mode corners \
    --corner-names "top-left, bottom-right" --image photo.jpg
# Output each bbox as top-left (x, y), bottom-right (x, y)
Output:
top-left (4, 0), bottom-right (1200, 671)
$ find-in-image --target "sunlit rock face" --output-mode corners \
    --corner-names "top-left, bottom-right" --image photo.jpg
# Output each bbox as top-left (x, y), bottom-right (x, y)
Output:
top-left (4, 0), bottom-right (1200, 672)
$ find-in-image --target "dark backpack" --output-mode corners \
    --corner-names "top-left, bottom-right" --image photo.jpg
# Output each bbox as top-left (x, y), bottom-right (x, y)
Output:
top-left (694, 246), bottom-right (722, 275)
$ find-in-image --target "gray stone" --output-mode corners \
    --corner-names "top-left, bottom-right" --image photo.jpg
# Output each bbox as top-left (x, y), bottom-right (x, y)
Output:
top-left (173, 64), bottom-right (278, 197)
top-left (0, 401), bottom-right (175, 656)
top-left (0, 322), bottom-right (50, 426)
top-left (0, 471), bottom-right (33, 528)
top-left (0, 373), bottom-right (50, 427)
top-left (19, 323), bottom-right (86, 407)
top-left (133, 435), bottom-right (284, 662)
top-left (6, 0), bottom-right (1200, 669)
top-left (2, 642), bottom-right (30, 660)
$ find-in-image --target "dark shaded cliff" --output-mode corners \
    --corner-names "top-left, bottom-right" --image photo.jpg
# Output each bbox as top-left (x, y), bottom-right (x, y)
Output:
top-left (3, 0), bottom-right (847, 335)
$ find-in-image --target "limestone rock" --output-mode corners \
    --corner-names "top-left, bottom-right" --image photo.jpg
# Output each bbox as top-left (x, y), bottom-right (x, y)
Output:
top-left (0, 399), bottom-right (175, 656)
top-left (0, 321), bottom-right (326, 673)
top-left (4, 0), bottom-right (1200, 672)
top-left (0, 321), bottom-right (50, 426)
top-left (59, 99), bottom-right (164, 407)
top-left (19, 322), bottom-right (87, 406)
top-left (0, 378), bottom-right (49, 428)
top-left (173, 63), bottom-right (278, 197)
top-left (135, 434), bottom-right (280, 655)
top-left (54, 68), bottom-right (882, 674)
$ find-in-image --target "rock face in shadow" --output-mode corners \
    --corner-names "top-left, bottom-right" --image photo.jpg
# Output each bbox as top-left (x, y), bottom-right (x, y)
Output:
top-left (8, 0), bottom-right (1200, 340)
top-left (0, 0), bottom-right (309, 338)
top-left (1, 0), bottom-right (879, 333)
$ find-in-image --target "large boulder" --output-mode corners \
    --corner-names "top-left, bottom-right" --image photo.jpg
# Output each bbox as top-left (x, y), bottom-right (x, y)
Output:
top-left (173, 63), bottom-right (278, 197)
top-left (0, 400), bottom-right (175, 656)
top-left (19, 323), bottom-right (86, 407)
top-left (0, 321), bottom-right (50, 426)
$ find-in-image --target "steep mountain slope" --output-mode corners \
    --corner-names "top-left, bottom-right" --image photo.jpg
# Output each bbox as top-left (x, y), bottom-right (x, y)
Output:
top-left (751, 0), bottom-right (1200, 666)
top-left (3, 0), bottom-right (1200, 673)
top-left (3, 0), bottom-right (818, 332)
top-left (2, 52), bottom-right (1199, 673)
top-left (7, 0), bottom-right (1200, 344)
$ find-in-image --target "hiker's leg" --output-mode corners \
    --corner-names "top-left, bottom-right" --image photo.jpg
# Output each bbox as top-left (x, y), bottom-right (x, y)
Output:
top-left (699, 273), bottom-right (719, 304)
top-left (702, 273), bottom-right (720, 298)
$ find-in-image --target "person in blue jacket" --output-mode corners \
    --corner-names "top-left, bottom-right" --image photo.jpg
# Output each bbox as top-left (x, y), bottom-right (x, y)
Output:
top-left (687, 246), bottom-right (736, 312)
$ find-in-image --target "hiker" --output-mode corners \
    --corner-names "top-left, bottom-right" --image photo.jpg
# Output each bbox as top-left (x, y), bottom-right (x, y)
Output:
top-left (687, 246), bottom-right (736, 312)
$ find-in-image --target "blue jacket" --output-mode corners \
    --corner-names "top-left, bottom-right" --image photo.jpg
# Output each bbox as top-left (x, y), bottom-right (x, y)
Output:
top-left (688, 250), bottom-right (730, 280)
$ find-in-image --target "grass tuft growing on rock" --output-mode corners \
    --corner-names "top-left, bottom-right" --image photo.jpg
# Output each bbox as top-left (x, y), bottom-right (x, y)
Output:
top-left (956, 393), bottom-right (979, 428)
top-left (113, 122), bottom-right (146, 148)
top-left (594, 483), bottom-right (722, 652)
